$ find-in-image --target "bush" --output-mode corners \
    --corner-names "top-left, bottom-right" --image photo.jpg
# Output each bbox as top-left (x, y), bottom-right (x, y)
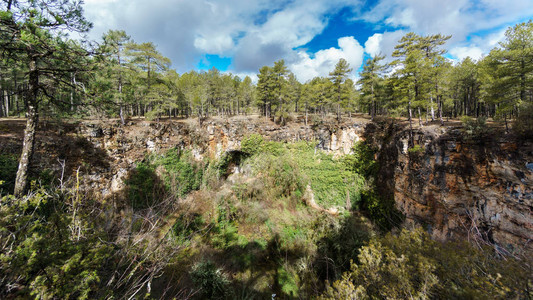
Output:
top-left (461, 116), bottom-right (492, 140)
top-left (0, 154), bottom-right (18, 195)
top-left (513, 103), bottom-right (533, 138)
top-left (190, 260), bottom-right (231, 299)
top-left (360, 189), bottom-right (403, 231)
top-left (343, 142), bottom-right (378, 178)
top-left (322, 228), bottom-right (532, 299)
top-left (240, 134), bottom-right (264, 156)
top-left (0, 189), bottom-right (113, 299)
top-left (125, 161), bottom-right (165, 210)
top-left (155, 149), bottom-right (204, 197)
top-left (240, 134), bottom-right (285, 156)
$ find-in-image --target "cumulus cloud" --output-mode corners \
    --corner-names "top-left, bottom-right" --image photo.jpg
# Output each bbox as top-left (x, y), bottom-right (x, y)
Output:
top-left (449, 47), bottom-right (484, 61)
top-left (82, 0), bottom-right (531, 78)
top-left (83, 0), bottom-right (362, 74)
top-left (449, 27), bottom-right (507, 62)
top-left (356, 0), bottom-right (533, 60)
top-left (363, 30), bottom-right (405, 61)
top-left (290, 36), bottom-right (364, 82)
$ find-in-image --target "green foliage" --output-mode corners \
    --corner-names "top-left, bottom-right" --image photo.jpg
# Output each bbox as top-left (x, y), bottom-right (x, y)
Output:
top-left (240, 133), bottom-right (264, 155)
top-left (343, 141), bottom-right (403, 230)
top-left (408, 144), bottom-right (425, 160)
top-left (360, 189), bottom-right (403, 231)
top-left (0, 189), bottom-right (113, 299)
top-left (322, 228), bottom-right (532, 299)
top-left (0, 154), bottom-right (18, 195)
top-left (277, 266), bottom-right (299, 297)
top-left (408, 144), bottom-right (425, 154)
top-left (343, 142), bottom-right (378, 178)
top-left (125, 161), bottom-right (164, 209)
top-left (172, 213), bottom-right (205, 244)
top-left (316, 215), bottom-right (374, 280)
top-left (190, 260), bottom-right (231, 299)
top-left (513, 103), bottom-right (533, 138)
top-left (240, 134), bottom-right (285, 156)
top-left (290, 142), bottom-right (362, 208)
top-left (154, 148), bottom-right (204, 197)
top-left (126, 149), bottom-right (205, 209)
top-left (461, 116), bottom-right (492, 139)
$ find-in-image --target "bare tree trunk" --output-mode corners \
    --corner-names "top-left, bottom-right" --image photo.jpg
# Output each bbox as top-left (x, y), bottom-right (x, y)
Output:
top-left (337, 103), bottom-right (341, 122)
top-left (408, 100), bottom-right (414, 147)
top-left (4, 89), bottom-right (9, 116)
top-left (430, 96), bottom-right (435, 121)
top-left (305, 104), bottom-right (308, 126)
top-left (0, 89), bottom-right (4, 117)
top-left (438, 97), bottom-right (444, 126)
top-left (418, 107), bottom-right (422, 126)
top-left (14, 58), bottom-right (39, 197)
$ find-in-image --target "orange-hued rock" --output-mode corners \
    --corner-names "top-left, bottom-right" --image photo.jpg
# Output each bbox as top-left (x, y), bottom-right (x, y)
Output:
top-left (369, 121), bottom-right (533, 252)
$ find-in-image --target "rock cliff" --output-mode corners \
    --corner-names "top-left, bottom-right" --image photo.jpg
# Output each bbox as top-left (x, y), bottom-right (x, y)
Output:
top-left (367, 121), bottom-right (532, 252)
top-left (1, 116), bottom-right (531, 252)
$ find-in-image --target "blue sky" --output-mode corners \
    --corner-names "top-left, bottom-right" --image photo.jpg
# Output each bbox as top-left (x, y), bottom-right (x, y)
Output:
top-left (83, 0), bottom-right (533, 82)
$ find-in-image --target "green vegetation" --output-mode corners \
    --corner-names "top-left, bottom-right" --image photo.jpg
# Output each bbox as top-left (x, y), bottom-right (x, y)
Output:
top-left (0, 189), bottom-right (113, 299)
top-left (0, 136), bottom-right (530, 298)
top-left (461, 116), bottom-right (492, 140)
top-left (1, 1), bottom-right (531, 298)
top-left (0, 154), bottom-right (17, 195)
top-left (321, 228), bottom-right (531, 299)
top-left (126, 149), bottom-right (205, 209)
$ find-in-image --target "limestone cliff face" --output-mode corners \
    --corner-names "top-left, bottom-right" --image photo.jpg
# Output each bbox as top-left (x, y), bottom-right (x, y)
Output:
top-left (73, 117), bottom-right (365, 196)
top-left (368, 122), bottom-right (533, 252)
top-left (2, 117), bottom-right (531, 251)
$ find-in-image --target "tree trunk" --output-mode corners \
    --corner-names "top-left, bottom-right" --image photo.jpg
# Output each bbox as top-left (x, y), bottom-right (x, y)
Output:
top-left (430, 96), bottom-right (435, 121)
top-left (305, 104), bottom-right (308, 126)
top-left (4, 89), bottom-right (9, 116)
top-left (408, 100), bottom-right (414, 147)
top-left (438, 96), bottom-right (444, 126)
top-left (418, 107), bottom-right (422, 126)
top-left (0, 89), bottom-right (4, 117)
top-left (14, 58), bottom-right (39, 197)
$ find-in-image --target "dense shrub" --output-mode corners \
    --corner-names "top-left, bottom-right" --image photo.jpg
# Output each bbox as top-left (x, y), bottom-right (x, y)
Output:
top-left (0, 154), bottom-right (18, 195)
top-left (0, 190), bottom-right (114, 299)
top-left (125, 161), bottom-right (165, 209)
top-left (461, 116), bottom-right (492, 140)
top-left (513, 103), bottom-right (533, 138)
top-left (155, 148), bottom-right (204, 197)
top-left (190, 260), bottom-right (231, 299)
top-left (126, 149), bottom-right (205, 209)
top-left (343, 141), bottom-right (378, 178)
top-left (321, 228), bottom-right (532, 299)
top-left (240, 133), bottom-right (265, 155)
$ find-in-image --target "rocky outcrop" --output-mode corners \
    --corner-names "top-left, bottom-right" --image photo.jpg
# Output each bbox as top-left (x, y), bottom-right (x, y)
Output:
top-left (2, 116), bottom-right (531, 251)
top-left (70, 117), bottom-right (366, 196)
top-left (369, 121), bottom-right (533, 252)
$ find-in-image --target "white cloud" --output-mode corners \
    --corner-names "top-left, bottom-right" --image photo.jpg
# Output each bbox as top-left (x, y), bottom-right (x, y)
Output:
top-left (82, 0), bottom-right (531, 77)
top-left (290, 36), bottom-right (364, 82)
top-left (364, 33), bottom-right (382, 57)
top-left (363, 30), bottom-right (405, 62)
top-left (449, 47), bottom-right (484, 61)
top-left (449, 27), bottom-right (507, 62)
top-left (357, 0), bottom-right (533, 61)
top-left (360, 0), bottom-right (533, 40)
top-left (83, 0), bottom-right (362, 73)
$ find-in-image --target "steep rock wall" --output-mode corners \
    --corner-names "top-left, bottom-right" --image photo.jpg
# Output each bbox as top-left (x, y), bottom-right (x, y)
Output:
top-left (368, 121), bottom-right (533, 252)
top-left (72, 117), bottom-right (366, 197)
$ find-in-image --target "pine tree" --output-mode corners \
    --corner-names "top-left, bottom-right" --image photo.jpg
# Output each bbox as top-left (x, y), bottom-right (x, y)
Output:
top-left (1, 0), bottom-right (92, 196)
top-left (358, 54), bottom-right (387, 120)
top-left (329, 58), bottom-right (353, 121)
